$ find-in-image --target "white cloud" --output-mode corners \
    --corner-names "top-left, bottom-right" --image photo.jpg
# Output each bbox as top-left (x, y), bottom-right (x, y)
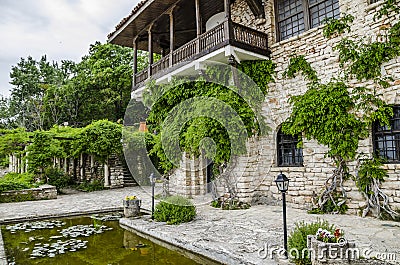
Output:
top-left (0, 0), bottom-right (139, 96)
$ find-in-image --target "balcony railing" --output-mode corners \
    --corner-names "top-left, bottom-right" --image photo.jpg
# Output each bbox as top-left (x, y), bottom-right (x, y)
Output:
top-left (134, 20), bottom-right (269, 88)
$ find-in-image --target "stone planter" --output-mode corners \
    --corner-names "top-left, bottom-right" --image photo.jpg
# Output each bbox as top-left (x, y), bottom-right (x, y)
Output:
top-left (307, 235), bottom-right (356, 265)
top-left (123, 199), bottom-right (141, 218)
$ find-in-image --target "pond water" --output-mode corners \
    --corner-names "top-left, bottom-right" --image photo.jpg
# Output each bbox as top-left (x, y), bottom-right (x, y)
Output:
top-left (1, 214), bottom-right (211, 265)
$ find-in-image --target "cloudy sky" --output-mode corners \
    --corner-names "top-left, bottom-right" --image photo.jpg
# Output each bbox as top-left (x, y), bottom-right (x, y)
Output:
top-left (0, 0), bottom-right (140, 97)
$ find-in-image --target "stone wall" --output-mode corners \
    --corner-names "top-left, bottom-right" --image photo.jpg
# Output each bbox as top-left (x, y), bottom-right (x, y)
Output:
top-left (226, 0), bottom-right (400, 213)
top-left (0, 184), bottom-right (57, 203)
top-left (169, 153), bottom-right (208, 197)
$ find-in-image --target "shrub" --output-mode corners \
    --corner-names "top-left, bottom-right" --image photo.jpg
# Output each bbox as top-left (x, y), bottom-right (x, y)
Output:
top-left (153, 196), bottom-right (196, 225)
top-left (78, 179), bottom-right (105, 192)
top-left (44, 167), bottom-right (71, 193)
top-left (0, 173), bottom-right (35, 192)
top-left (288, 219), bottom-right (335, 265)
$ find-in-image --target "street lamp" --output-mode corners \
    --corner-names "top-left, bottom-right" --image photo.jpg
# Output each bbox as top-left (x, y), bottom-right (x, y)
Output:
top-left (274, 172), bottom-right (290, 258)
top-left (149, 173), bottom-right (156, 220)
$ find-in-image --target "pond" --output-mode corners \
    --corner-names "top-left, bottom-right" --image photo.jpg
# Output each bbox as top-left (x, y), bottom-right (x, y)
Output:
top-left (1, 214), bottom-right (215, 265)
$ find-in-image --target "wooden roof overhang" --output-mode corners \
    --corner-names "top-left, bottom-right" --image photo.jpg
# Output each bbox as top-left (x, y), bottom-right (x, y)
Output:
top-left (108, 0), bottom-right (248, 54)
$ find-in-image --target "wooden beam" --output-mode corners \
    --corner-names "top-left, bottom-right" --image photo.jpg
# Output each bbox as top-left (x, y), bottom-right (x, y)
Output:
top-left (148, 24), bottom-right (153, 76)
top-left (133, 37), bottom-right (138, 87)
top-left (224, 0), bottom-right (231, 20)
top-left (245, 0), bottom-right (265, 18)
top-left (169, 9), bottom-right (175, 66)
top-left (195, 0), bottom-right (201, 37)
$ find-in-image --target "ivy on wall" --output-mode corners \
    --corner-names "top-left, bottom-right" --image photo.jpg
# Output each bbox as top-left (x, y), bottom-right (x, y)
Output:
top-left (142, 60), bottom-right (276, 175)
top-left (283, 0), bottom-right (400, 218)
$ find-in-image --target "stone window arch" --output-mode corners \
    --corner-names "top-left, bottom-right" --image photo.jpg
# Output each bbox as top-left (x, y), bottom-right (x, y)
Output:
top-left (277, 127), bottom-right (304, 166)
top-left (275, 0), bottom-right (340, 41)
top-left (373, 105), bottom-right (400, 163)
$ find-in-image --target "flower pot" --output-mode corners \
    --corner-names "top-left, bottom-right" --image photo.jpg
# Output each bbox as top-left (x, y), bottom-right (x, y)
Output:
top-left (123, 199), bottom-right (141, 217)
top-left (307, 235), bottom-right (356, 265)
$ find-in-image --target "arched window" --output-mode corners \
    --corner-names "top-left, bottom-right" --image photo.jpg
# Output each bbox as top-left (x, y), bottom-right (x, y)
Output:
top-left (277, 128), bottom-right (304, 166)
top-left (275, 0), bottom-right (340, 41)
top-left (373, 106), bottom-right (400, 163)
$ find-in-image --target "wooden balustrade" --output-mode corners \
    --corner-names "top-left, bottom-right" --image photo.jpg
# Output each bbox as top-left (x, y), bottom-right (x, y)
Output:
top-left (172, 38), bottom-right (198, 65)
top-left (200, 22), bottom-right (226, 51)
top-left (134, 20), bottom-right (269, 88)
top-left (151, 56), bottom-right (170, 75)
top-left (232, 22), bottom-right (268, 50)
top-left (135, 69), bottom-right (149, 85)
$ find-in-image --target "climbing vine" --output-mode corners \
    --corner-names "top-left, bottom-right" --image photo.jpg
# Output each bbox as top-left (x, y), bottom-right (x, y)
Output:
top-left (322, 14), bottom-right (354, 38)
top-left (283, 0), bottom-right (400, 218)
top-left (283, 55), bottom-right (319, 83)
top-left (0, 120), bottom-right (123, 176)
top-left (142, 60), bottom-right (276, 175)
top-left (374, 0), bottom-right (400, 20)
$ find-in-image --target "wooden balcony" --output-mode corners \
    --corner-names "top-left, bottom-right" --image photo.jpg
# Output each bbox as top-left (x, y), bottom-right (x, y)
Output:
top-left (134, 20), bottom-right (270, 88)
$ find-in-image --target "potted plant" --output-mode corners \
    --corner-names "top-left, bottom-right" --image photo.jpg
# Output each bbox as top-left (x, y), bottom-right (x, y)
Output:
top-left (307, 228), bottom-right (356, 264)
top-left (123, 195), bottom-right (141, 217)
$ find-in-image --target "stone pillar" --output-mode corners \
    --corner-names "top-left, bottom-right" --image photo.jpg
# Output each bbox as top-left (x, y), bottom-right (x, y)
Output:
top-left (9, 155), bottom-right (13, 172)
top-left (104, 162), bottom-right (110, 187)
top-left (80, 154), bottom-right (84, 181)
top-left (64, 158), bottom-right (68, 174)
top-left (90, 155), bottom-right (95, 177)
top-left (25, 146), bottom-right (29, 173)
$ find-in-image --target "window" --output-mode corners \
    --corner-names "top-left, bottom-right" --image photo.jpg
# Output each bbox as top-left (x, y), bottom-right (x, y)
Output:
top-left (373, 106), bottom-right (400, 163)
top-left (276, 0), bottom-right (340, 41)
top-left (277, 128), bottom-right (304, 166)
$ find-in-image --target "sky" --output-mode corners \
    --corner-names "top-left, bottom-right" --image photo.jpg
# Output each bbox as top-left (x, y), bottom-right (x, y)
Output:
top-left (0, 0), bottom-right (140, 97)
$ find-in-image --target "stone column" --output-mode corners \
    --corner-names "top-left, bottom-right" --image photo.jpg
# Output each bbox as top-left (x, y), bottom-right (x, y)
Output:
top-left (104, 161), bottom-right (110, 187)
top-left (80, 154), bottom-right (84, 181)
top-left (9, 155), bottom-right (13, 172)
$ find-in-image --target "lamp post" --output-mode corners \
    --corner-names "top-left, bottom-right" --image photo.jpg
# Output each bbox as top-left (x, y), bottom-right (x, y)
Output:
top-left (149, 173), bottom-right (156, 220)
top-left (274, 172), bottom-right (290, 258)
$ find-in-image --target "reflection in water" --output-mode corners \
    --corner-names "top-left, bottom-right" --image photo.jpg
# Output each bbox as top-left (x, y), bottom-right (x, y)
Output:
top-left (2, 216), bottom-right (203, 265)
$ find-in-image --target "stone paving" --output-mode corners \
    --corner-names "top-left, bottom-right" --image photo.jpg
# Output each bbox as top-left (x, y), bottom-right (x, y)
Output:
top-left (0, 186), bottom-right (399, 265)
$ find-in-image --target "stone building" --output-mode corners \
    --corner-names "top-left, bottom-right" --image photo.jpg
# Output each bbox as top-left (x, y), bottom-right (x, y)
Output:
top-left (108, 0), bottom-right (400, 214)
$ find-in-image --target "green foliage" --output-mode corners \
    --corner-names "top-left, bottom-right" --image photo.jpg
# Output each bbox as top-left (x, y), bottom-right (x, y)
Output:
top-left (210, 198), bottom-right (251, 210)
top-left (44, 167), bottom-right (72, 193)
top-left (336, 37), bottom-right (400, 81)
top-left (309, 194), bottom-right (349, 214)
top-left (143, 61), bottom-right (275, 174)
top-left (77, 179), bottom-right (105, 192)
top-left (356, 156), bottom-right (388, 193)
top-left (4, 42), bottom-right (147, 130)
top-left (153, 196), bottom-right (196, 225)
top-left (237, 60), bottom-right (276, 94)
top-left (288, 219), bottom-right (335, 265)
top-left (283, 55), bottom-right (319, 83)
top-left (0, 173), bottom-right (35, 193)
top-left (322, 14), bottom-right (354, 38)
top-left (0, 128), bottom-right (30, 167)
top-left (0, 191), bottom-right (36, 203)
top-left (75, 120), bottom-right (122, 162)
top-left (374, 0), bottom-right (400, 20)
top-left (27, 131), bottom-right (63, 174)
top-left (283, 81), bottom-right (366, 160)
